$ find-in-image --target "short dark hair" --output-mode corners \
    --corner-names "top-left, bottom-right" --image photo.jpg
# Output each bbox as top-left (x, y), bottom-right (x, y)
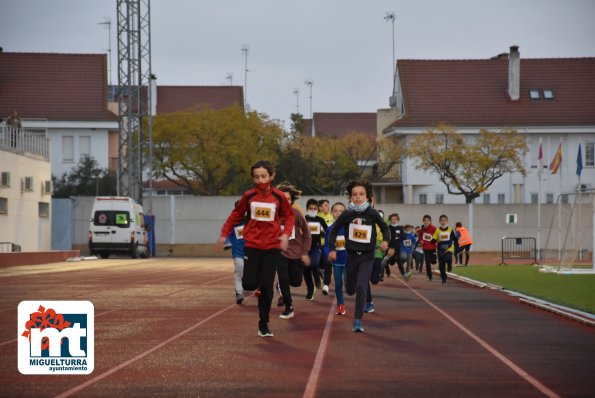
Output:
top-left (423, 214), bottom-right (432, 221)
top-left (306, 198), bottom-right (319, 208)
top-left (439, 214), bottom-right (448, 220)
top-left (318, 199), bottom-right (329, 207)
top-left (276, 181), bottom-right (302, 204)
top-left (455, 222), bottom-right (462, 228)
top-left (388, 213), bottom-right (400, 220)
top-left (251, 160), bottom-right (275, 177)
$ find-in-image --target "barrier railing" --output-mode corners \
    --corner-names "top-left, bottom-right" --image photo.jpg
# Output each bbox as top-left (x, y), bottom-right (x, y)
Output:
top-left (0, 125), bottom-right (50, 160)
top-left (499, 237), bottom-right (538, 265)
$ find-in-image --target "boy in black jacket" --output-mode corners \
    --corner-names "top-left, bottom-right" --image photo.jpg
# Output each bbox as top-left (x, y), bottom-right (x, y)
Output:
top-left (328, 180), bottom-right (390, 333)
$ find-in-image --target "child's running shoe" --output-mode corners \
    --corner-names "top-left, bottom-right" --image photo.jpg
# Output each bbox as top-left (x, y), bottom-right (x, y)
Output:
top-left (404, 271), bottom-right (412, 282)
top-left (236, 293), bottom-right (244, 305)
top-left (335, 304), bottom-right (346, 315)
top-left (258, 327), bottom-right (274, 337)
top-left (279, 306), bottom-right (294, 319)
top-left (352, 319), bottom-right (364, 333)
top-left (364, 302), bottom-right (375, 313)
top-left (305, 287), bottom-right (316, 301)
top-left (322, 285), bottom-right (329, 295)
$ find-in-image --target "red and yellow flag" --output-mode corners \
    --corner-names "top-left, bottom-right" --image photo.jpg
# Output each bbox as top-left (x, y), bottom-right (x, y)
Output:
top-left (549, 143), bottom-right (562, 174)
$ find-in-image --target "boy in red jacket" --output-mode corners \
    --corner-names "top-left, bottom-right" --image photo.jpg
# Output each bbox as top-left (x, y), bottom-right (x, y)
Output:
top-left (418, 214), bottom-right (437, 281)
top-left (218, 160), bottom-right (295, 337)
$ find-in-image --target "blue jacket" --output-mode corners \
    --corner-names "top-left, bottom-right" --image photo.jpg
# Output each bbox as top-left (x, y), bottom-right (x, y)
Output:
top-left (324, 224), bottom-right (347, 265)
top-left (227, 222), bottom-right (245, 258)
top-left (399, 232), bottom-right (417, 255)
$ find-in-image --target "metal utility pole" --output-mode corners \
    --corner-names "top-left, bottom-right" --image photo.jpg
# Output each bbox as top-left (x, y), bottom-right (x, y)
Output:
top-left (304, 79), bottom-right (313, 121)
top-left (241, 45), bottom-right (249, 110)
top-left (116, 0), bottom-right (153, 206)
top-left (293, 88), bottom-right (300, 114)
top-left (98, 19), bottom-right (112, 86)
top-left (384, 12), bottom-right (396, 80)
top-left (226, 73), bottom-right (233, 85)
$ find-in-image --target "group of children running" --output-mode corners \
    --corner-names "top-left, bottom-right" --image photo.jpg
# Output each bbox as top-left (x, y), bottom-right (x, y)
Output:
top-left (218, 160), bottom-right (473, 337)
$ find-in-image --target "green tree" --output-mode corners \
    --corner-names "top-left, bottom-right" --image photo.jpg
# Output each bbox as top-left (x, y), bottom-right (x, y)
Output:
top-left (289, 113), bottom-right (305, 136)
top-left (52, 156), bottom-right (117, 198)
top-left (151, 106), bottom-right (285, 195)
top-left (407, 124), bottom-right (528, 203)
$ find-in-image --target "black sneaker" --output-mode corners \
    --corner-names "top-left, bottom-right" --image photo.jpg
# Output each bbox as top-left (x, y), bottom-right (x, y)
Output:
top-left (258, 326), bottom-right (274, 337)
top-left (279, 307), bottom-right (294, 319)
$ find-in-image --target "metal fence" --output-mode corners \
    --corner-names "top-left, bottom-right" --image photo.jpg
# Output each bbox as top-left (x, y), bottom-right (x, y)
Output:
top-left (500, 237), bottom-right (538, 265)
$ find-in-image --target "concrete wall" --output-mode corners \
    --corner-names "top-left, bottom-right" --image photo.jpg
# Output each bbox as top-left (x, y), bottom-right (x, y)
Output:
top-left (67, 195), bottom-right (594, 256)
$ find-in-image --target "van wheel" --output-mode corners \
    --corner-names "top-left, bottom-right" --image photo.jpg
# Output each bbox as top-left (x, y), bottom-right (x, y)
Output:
top-left (131, 243), bottom-right (138, 259)
top-left (140, 249), bottom-right (148, 259)
top-left (99, 253), bottom-right (110, 259)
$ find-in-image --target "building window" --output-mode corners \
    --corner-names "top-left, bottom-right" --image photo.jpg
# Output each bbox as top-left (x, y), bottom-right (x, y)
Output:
top-left (38, 202), bottom-right (50, 218)
top-left (435, 194), bottom-right (444, 204)
top-left (22, 177), bottom-right (34, 192)
top-left (483, 194), bottom-right (490, 204)
top-left (62, 136), bottom-right (74, 162)
top-left (1, 172), bottom-right (10, 187)
top-left (561, 194), bottom-right (569, 204)
top-left (497, 193), bottom-right (505, 204)
top-left (79, 136), bottom-right (91, 157)
top-left (0, 197), bottom-right (7, 214)
top-left (586, 142), bottom-right (594, 167)
top-left (419, 194), bottom-right (427, 204)
top-left (546, 193), bottom-right (554, 204)
top-left (543, 89), bottom-right (554, 99)
top-left (530, 193), bottom-right (538, 204)
top-left (529, 89), bottom-right (540, 99)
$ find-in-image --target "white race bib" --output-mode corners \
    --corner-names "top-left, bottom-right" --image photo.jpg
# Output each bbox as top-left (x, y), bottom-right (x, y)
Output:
top-left (423, 232), bottom-right (433, 242)
top-left (403, 239), bottom-right (412, 247)
top-left (250, 201), bottom-right (276, 222)
top-left (335, 236), bottom-right (346, 251)
top-left (439, 232), bottom-right (450, 241)
top-left (349, 223), bottom-right (372, 244)
top-left (281, 225), bottom-right (296, 240)
top-left (308, 222), bottom-right (321, 235)
top-left (234, 226), bottom-right (244, 240)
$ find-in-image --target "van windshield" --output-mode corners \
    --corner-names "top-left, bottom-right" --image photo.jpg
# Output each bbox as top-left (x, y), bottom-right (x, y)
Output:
top-left (94, 211), bottom-right (130, 228)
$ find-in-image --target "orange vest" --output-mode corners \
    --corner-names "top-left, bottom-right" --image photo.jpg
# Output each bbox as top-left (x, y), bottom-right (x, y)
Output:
top-left (456, 227), bottom-right (473, 246)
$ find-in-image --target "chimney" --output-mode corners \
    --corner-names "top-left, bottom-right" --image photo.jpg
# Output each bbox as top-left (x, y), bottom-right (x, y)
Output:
top-left (508, 45), bottom-right (520, 101)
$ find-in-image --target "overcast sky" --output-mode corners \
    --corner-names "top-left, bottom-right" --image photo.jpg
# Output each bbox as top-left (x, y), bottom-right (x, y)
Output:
top-left (2, 0), bottom-right (594, 126)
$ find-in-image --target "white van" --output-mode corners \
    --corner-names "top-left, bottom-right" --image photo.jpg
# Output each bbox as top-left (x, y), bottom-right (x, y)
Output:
top-left (88, 196), bottom-right (149, 259)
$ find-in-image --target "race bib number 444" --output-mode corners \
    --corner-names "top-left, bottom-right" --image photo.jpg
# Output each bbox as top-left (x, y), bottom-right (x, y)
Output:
top-left (250, 202), bottom-right (276, 222)
top-left (348, 223), bottom-right (372, 244)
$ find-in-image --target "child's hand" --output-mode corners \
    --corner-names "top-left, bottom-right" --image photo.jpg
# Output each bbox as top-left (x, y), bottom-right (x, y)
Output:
top-left (279, 234), bottom-right (289, 251)
top-left (328, 250), bottom-right (337, 262)
top-left (216, 236), bottom-right (226, 251)
top-left (301, 254), bottom-right (311, 266)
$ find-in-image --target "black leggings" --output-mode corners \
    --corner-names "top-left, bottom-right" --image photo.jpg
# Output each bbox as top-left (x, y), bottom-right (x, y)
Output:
top-left (277, 256), bottom-right (303, 309)
top-left (243, 247), bottom-right (280, 325)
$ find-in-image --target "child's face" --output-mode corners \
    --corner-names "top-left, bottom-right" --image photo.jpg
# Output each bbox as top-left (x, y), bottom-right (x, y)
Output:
top-left (319, 202), bottom-right (329, 214)
top-left (405, 227), bottom-right (411, 234)
top-left (283, 192), bottom-right (292, 204)
top-left (423, 217), bottom-right (431, 227)
top-left (252, 167), bottom-right (272, 186)
top-left (307, 204), bottom-right (319, 213)
top-left (349, 185), bottom-right (368, 206)
top-left (331, 205), bottom-right (345, 220)
top-left (390, 216), bottom-right (399, 224)
top-left (439, 217), bottom-right (448, 227)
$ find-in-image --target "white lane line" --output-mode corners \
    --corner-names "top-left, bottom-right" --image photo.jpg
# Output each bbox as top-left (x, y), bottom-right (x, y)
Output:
top-left (401, 280), bottom-right (560, 398)
top-left (54, 302), bottom-right (238, 398)
top-left (302, 301), bottom-right (336, 398)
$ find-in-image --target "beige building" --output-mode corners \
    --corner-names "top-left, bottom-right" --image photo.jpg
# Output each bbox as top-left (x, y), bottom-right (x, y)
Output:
top-left (0, 125), bottom-right (52, 252)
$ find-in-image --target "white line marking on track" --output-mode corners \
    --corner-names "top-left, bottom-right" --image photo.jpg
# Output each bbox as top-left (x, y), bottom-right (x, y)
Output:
top-left (400, 280), bottom-right (560, 398)
top-left (53, 302), bottom-right (238, 398)
top-left (302, 301), bottom-right (336, 398)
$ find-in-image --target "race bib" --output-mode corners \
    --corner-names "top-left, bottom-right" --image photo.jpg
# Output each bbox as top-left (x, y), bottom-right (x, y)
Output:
top-left (281, 225), bottom-right (296, 240)
top-left (308, 222), bottom-right (321, 235)
top-left (423, 232), bottom-right (433, 242)
top-left (349, 223), bottom-right (372, 244)
top-left (439, 232), bottom-right (450, 241)
top-left (250, 201), bottom-right (276, 222)
top-left (335, 236), bottom-right (346, 251)
top-left (403, 239), bottom-right (412, 247)
top-left (234, 226), bottom-right (244, 240)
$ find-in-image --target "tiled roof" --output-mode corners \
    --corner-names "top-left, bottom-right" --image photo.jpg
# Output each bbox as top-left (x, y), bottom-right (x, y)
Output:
top-left (156, 86), bottom-right (244, 114)
top-left (0, 52), bottom-right (116, 121)
top-left (387, 57), bottom-right (595, 129)
top-left (313, 112), bottom-right (376, 138)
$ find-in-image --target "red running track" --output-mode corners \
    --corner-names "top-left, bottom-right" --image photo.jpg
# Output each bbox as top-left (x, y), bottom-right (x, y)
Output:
top-left (1, 258), bottom-right (594, 397)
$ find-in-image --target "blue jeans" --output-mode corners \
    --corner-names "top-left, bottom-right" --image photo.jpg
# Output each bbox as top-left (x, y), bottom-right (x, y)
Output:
top-left (333, 264), bottom-right (345, 304)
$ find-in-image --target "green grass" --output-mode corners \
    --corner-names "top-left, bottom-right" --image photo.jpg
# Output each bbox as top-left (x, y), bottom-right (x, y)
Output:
top-left (452, 265), bottom-right (595, 314)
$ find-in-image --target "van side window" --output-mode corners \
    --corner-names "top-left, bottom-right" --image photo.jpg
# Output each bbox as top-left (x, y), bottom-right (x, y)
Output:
top-left (94, 211), bottom-right (130, 228)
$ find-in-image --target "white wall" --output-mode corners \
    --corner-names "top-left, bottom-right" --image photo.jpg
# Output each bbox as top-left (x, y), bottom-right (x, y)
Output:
top-left (48, 128), bottom-right (109, 178)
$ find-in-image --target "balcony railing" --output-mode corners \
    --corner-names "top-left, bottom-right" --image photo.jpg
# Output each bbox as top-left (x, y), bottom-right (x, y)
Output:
top-left (0, 125), bottom-right (50, 160)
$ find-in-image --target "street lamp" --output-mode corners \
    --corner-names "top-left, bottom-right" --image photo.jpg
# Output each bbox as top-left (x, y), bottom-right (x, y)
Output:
top-left (98, 18), bottom-right (112, 86)
top-left (304, 79), bottom-right (313, 121)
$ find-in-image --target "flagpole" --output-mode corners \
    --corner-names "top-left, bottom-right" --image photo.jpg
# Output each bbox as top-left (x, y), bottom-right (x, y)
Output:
top-left (557, 138), bottom-right (562, 265)
top-left (537, 138), bottom-right (542, 262)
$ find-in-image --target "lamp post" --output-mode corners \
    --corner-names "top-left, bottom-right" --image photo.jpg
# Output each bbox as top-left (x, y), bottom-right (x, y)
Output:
top-left (304, 79), bottom-right (313, 121)
top-left (98, 19), bottom-right (112, 86)
top-left (384, 12), bottom-right (396, 80)
top-left (241, 45), bottom-right (249, 110)
top-left (293, 88), bottom-right (300, 114)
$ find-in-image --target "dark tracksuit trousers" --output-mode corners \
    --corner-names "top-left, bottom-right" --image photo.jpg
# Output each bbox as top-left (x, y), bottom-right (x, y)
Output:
top-left (345, 250), bottom-right (375, 320)
top-left (423, 249), bottom-right (437, 280)
top-left (243, 247), bottom-right (281, 328)
top-left (277, 256), bottom-right (303, 309)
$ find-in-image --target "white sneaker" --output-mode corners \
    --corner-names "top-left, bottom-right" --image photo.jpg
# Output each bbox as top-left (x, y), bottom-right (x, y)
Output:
top-left (322, 285), bottom-right (329, 295)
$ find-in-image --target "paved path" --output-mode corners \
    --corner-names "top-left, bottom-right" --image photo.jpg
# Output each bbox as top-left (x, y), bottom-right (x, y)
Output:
top-left (1, 258), bottom-right (594, 397)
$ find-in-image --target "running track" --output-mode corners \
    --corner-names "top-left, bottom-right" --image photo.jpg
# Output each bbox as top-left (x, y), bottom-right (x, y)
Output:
top-left (1, 258), bottom-right (594, 397)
